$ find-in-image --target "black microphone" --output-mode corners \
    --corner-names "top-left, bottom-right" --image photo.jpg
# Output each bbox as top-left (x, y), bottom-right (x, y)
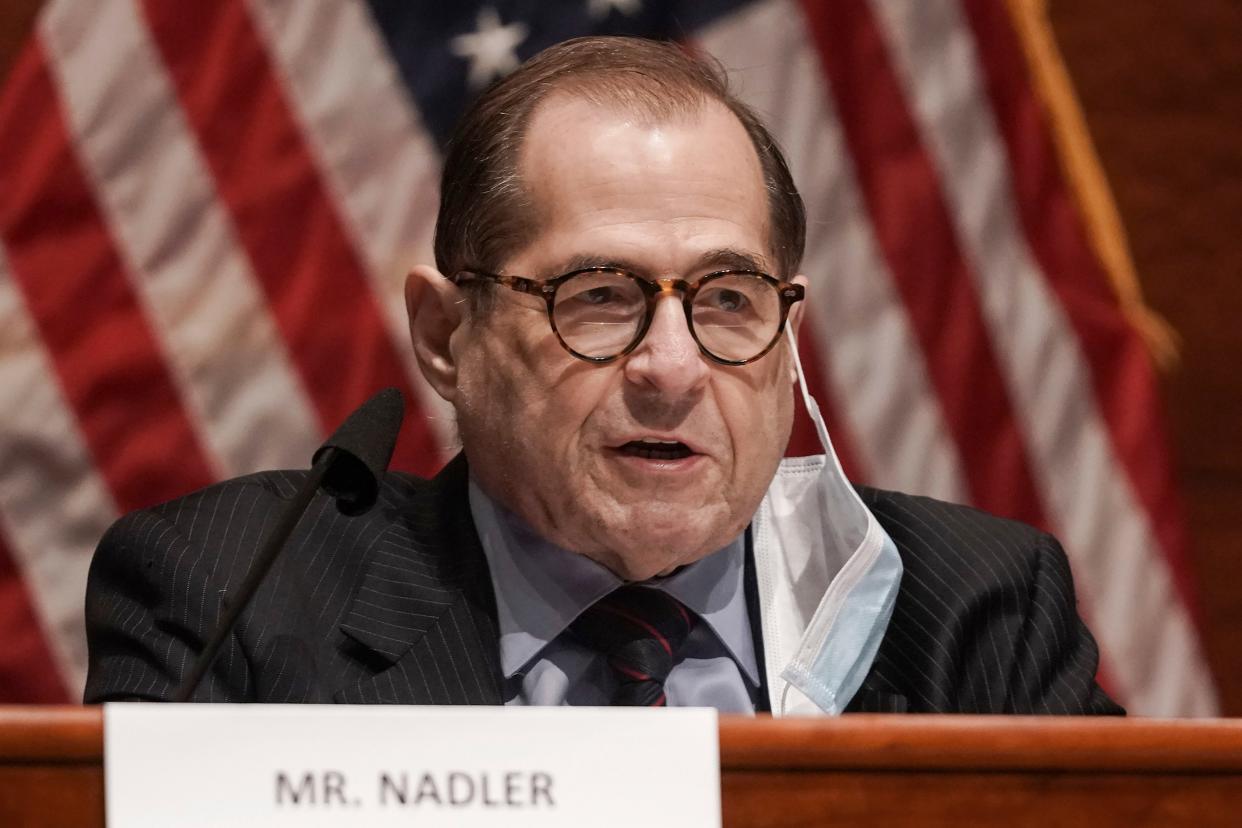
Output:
top-left (172, 387), bottom-right (405, 702)
top-left (313, 386), bottom-right (405, 516)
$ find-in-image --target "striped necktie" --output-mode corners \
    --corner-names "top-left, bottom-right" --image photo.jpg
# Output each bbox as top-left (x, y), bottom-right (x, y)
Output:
top-left (569, 585), bottom-right (698, 706)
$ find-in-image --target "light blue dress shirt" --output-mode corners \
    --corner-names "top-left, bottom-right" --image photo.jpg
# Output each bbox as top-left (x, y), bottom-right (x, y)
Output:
top-left (468, 479), bottom-right (761, 712)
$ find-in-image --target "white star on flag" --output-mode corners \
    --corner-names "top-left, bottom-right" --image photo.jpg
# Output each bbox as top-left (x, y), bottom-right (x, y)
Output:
top-left (451, 7), bottom-right (530, 89)
top-left (588, 0), bottom-right (643, 20)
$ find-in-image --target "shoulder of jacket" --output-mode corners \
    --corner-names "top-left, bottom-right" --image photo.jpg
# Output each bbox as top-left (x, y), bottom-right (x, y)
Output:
top-left (852, 484), bottom-right (1059, 581)
top-left (135, 469), bottom-right (428, 514)
top-left (97, 469), bottom-right (430, 559)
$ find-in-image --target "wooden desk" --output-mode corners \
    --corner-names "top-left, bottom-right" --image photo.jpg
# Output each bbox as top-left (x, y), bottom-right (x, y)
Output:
top-left (0, 707), bottom-right (102, 826)
top-left (720, 715), bottom-right (1242, 826)
top-left (3, 707), bottom-right (1242, 826)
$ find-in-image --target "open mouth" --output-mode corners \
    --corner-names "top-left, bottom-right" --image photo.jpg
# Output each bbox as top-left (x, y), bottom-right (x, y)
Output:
top-left (617, 440), bottom-right (695, 460)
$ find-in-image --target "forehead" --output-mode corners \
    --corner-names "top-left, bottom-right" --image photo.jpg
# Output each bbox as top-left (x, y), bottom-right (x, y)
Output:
top-left (513, 94), bottom-right (772, 274)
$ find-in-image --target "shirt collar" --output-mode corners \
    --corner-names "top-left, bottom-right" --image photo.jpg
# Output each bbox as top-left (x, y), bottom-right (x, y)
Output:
top-left (467, 478), bottom-right (759, 684)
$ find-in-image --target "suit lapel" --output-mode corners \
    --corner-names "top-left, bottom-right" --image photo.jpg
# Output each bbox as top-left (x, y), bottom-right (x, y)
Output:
top-left (335, 455), bottom-right (504, 705)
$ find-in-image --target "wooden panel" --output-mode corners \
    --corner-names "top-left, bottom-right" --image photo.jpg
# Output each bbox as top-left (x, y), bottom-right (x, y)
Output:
top-left (0, 0), bottom-right (39, 81)
top-left (0, 766), bottom-right (103, 828)
top-left (0, 706), bottom-right (101, 758)
top-left (723, 772), bottom-right (1242, 828)
top-left (718, 716), bottom-right (1242, 824)
top-left (1048, 0), bottom-right (1242, 714)
top-left (718, 715), bottom-right (1242, 770)
top-left (5, 709), bottom-right (1242, 826)
top-left (0, 707), bottom-right (103, 827)
top-left (719, 714), bottom-right (1242, 826)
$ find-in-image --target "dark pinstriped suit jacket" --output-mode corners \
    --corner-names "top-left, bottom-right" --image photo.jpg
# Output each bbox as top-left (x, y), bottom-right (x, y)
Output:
top-left (84, 455), bottom-right (1121, 714)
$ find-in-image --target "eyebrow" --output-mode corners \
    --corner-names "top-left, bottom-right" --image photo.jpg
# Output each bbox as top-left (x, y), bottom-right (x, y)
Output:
top-left (694, 248), bottom-right (770, 273)
top-left (546, 248), bottom-right (772, 279)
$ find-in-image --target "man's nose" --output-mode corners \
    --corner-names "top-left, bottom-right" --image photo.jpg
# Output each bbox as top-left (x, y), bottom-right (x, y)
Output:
top-left (622, 295), bottom-right (710, 394)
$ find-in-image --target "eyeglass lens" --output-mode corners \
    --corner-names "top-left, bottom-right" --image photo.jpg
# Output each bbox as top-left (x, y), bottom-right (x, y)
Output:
top-left (551, 270), bottom-right (783, 362)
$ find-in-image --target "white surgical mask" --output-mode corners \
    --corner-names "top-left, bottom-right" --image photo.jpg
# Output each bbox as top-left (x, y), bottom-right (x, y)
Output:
top-left (751, 328), bottom-right (903, 715)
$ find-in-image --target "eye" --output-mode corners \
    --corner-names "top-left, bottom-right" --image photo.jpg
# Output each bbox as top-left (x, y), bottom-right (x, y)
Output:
top-left (705, 287), bottom-right (750, 313)
top-left (579, 286), bottom-right (620, 305)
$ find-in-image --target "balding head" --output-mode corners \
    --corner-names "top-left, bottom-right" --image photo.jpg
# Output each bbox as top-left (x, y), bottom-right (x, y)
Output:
top-left (433, 36), bottom-right (806, 311)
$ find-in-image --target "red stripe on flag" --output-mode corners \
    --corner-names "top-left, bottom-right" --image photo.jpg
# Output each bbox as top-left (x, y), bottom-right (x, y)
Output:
top-left (138, 0), bottom-right (440, 475)
top-left (801, 0), bottom-right (1048, 527)
top-left (0, 41), bottom-right (216, 511)
top-left (959, 0), bottom-right (1200, 620)
top-left (0, 531), bottom-right (69, 703)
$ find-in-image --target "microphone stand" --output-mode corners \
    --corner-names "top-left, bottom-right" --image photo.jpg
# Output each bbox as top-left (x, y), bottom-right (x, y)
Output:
top-left (171, 387), bottom-right (404, 702)
top-left (171, 448), bottom-right (338, 702)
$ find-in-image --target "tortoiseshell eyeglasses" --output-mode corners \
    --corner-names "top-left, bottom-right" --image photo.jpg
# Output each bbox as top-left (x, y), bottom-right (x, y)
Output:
top-left (451, 267), bottom-right (805, 366)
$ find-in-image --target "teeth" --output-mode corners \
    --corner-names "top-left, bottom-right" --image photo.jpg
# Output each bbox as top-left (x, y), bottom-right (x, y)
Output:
top-left (620, 439), bottom-right (693, 460)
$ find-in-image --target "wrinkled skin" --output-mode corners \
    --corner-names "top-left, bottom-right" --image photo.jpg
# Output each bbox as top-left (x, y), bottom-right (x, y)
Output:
top-left (407, 96), bottom-right (805, 581)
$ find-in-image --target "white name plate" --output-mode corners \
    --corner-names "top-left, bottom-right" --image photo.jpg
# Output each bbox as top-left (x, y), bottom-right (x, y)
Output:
top-left (105, 704), bottom-right (720, 827)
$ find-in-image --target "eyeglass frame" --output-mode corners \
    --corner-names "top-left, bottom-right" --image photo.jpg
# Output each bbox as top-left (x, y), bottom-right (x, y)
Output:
top-left (450, 266), bottom-right (806, 366)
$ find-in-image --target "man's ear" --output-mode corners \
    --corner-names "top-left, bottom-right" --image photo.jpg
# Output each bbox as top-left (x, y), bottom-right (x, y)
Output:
top-left (405, 265), bottom-right (464, 404)
top-left (786, 274), bottom-right (810, 384)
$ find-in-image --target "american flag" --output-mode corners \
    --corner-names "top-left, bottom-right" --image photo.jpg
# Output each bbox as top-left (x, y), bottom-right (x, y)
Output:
top-left (0, 0), bottom-right (1217, 715)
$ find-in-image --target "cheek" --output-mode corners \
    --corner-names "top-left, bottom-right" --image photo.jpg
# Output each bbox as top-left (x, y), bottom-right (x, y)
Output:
top-left (718, 359), bottom-right (795, 476)
top-left (450, 320), bottom-right (536, 448)
top-left (455, 318), bottom-right (616, 454)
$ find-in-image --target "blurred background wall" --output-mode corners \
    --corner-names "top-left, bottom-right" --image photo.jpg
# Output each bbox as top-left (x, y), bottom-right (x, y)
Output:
top-left (1, 0), bottom-right (1238, 711)
top-left (1045, 0), bottom-right (1242, 714)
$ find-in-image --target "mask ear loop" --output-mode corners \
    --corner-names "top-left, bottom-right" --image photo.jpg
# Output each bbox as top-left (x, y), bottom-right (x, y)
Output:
top-left (786, 326), bottom-right (831, 453)
top-left (785, 326), bottom-right (852, 484)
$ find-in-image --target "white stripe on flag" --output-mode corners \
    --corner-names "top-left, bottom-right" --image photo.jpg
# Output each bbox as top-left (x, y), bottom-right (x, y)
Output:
top-left (40, 0), bottom-right (322, 477)
top-left (871, 0), bottom-right (1217, 715)
top-left (247, 0), bottom-right (455, 453)
top-left (0, 246), bottom-right (118, 696)
top-left (699, 0), bottom-right (970, 503)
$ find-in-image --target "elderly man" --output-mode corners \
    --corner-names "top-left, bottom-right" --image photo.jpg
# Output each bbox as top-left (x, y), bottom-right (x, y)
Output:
top-left (85, 37), bottom-right (1120, 715)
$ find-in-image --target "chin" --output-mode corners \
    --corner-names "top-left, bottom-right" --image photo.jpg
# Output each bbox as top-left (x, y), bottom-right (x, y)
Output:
top-left (597, 524), bottom-right (722, 582)
top-left (604, 553), bottom-right (685, 583)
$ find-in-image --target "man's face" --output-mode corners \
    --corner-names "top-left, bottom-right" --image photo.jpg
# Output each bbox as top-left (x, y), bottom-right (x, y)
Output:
top-left (440, 96), bottom-right (800, 581)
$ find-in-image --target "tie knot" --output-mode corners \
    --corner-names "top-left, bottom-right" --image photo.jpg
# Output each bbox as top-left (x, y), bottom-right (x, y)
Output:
top-left (569, 585), bottom-right (698, 706)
